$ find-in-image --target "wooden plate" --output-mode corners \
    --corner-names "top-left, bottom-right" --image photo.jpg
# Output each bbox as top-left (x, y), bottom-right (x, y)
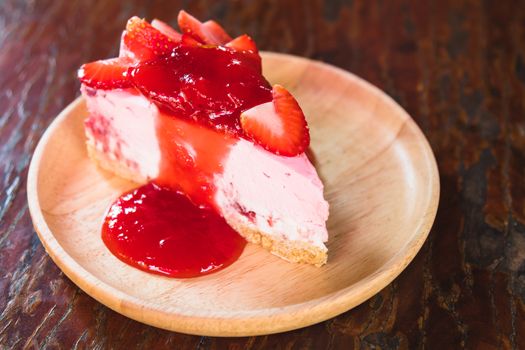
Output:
top-left (27, 52), bottom-right (439, 336)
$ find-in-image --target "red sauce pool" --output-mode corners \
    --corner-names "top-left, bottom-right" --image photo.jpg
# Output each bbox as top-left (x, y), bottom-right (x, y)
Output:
top-left (102, 183), bottom-right (246, 278)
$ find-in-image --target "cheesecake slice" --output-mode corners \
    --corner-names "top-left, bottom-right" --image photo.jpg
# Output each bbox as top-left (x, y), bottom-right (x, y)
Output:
top-left (79, 11), bottom-right (329, 266)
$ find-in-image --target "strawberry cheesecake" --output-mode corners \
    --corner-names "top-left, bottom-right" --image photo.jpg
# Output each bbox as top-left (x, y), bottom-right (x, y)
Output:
top-left (78, 11), bottom-right (329, 276)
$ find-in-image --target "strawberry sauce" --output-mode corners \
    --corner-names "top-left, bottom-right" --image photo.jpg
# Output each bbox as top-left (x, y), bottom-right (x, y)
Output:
top-left (155, 112), bottom-right (236, 209)
top-left (130, 44), bottom-right (272, 134)
top-left (99, 23), bottom-right (276, 278)
top-left (102, 183), bottom-right (246, 278)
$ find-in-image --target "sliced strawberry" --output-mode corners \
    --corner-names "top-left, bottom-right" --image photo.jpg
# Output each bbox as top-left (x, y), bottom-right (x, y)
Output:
top-left (123, 16), bottom-right (177, 61)
top-left (151, 19), bottom-right (182, 41)
top-left (202, 20), bottom-right (232, 44)
top-left (240, 85), bottom-right (309, 156)
top-left (177, 10), bottom-right (232, 45)
top-left (225, 34), bottom-right (258, 52)
top-left (180, 33), bottom-right (203, 47)
top-left (78, 57), bottom-right (134, 89)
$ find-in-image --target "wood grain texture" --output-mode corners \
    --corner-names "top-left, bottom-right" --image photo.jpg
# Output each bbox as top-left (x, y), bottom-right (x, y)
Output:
top-left (1, 0), bottom-right (524, 348)
top-left (26, 52), bottom-right (438, 337)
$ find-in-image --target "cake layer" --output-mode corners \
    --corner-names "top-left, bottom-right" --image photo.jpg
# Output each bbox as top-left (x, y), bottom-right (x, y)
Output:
top-left (83, 86), bottom-right (329, 265)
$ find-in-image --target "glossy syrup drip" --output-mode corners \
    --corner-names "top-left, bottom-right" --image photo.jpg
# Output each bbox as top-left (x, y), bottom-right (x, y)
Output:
top-left (102, 42), bottom-right (274, 278)
top-left (102, 183), bottom-right (246, 278)
top-left (154, 112), bottom-right (236, 209)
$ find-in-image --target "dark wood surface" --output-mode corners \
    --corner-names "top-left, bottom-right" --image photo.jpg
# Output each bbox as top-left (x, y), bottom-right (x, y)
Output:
top-left (1, 0), bottom-right (524, 348)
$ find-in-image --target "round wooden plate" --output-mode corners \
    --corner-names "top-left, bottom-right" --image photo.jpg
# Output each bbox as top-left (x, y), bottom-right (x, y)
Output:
top-left (27, 52), bottom-right (439, 336)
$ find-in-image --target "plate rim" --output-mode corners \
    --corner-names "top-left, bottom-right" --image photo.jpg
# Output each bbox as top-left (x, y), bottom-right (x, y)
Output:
top-left (27, 52), bottom-right (440, 336)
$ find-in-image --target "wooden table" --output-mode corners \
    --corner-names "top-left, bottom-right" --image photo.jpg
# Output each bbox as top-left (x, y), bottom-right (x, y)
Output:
top-left (1, 0), bottom-right (524, 348)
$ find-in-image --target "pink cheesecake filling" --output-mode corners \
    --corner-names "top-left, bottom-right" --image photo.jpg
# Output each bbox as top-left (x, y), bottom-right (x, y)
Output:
top-left (82, 86), bottom-right (329, 249)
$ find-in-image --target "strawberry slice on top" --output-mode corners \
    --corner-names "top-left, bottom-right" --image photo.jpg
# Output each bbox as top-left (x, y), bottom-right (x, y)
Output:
top-left (78, 57), bottom-right (134, 89)
top-left (151, 19), bottom-right (182, 42)
top-left (123, 17), bottom-right (178, 61)
top-left (202, 20), bottom-right (232, 44)
top-left (178, 10), bottom-right (232, 45)
top-left (180, 33), bottom-right (203, 48)
top-left (225, 34), bottom-right (258, 52)
top-left (240, 85), bottom-right (310, 156)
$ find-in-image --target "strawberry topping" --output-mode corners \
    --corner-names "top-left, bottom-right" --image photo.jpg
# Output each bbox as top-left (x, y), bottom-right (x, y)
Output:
top-left (240, 85), bottom-right (310, 156)
top-left (201, 20), bottom-right (232, 44)
top-left (225, 34), bottom-right (261, 72)
top-left (129, 45), bottom-right (271, 133)
top-left (123, 17), bottom-right (178, 61)
top-left (226, 34), bottom-right (258, 52)
top-left (79, 13), bottom-right (310, 156)
top-left (151, 19), bottom-right (182, 42)
top-left (78, 57), bottom-right (134, 89)
top-left (180, 33), bottom-right (202, 48)
top-left (177, 10), bottom-right (232, 45)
